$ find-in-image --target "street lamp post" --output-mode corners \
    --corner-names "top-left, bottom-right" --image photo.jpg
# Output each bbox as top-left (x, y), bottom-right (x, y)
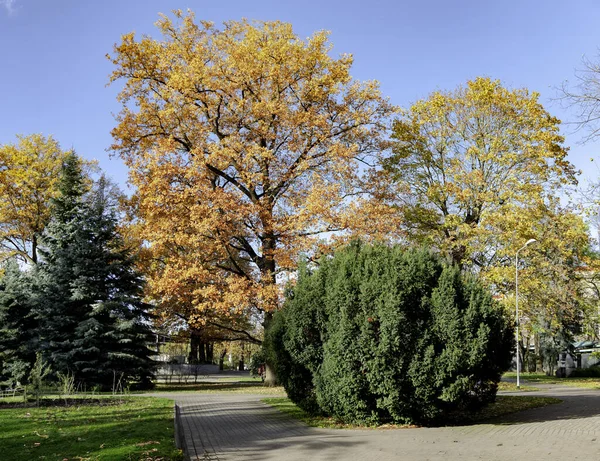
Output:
top-left (515, 238), bottom-right (537, 389)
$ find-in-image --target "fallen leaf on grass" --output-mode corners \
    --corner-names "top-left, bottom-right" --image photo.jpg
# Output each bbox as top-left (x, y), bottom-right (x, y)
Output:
top-left (136, 440), bottom-right (161, 446)
top-left (34, 431), bottom-right (49, 438)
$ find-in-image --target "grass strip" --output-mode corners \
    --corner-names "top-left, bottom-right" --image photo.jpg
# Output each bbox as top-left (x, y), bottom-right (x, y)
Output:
top-left (263, 395), bottom-right (561, 429)
top-left (456, 396), bottom-right (561, 423)
top-left (262, 397), bottom-right (357, 429)
top-left (0, 397), bottom-right (183, 461)
top-left (153, 382), bottom-right (286, 394)
top-left (503, 372), bottom-right (600, 389)
top-left (497, 381), bottom-right (540, 392)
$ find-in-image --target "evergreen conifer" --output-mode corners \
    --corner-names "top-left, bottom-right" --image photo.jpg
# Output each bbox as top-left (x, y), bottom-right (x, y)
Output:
top-left (36, 153), bottom-right (155, 389)
top-left (0, 262), bottom-right (37, 386)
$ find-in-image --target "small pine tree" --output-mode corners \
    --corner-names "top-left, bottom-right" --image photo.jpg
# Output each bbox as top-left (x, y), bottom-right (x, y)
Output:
top-left (28, 352), bottom-right (51, 405)
top-left (36, 153), bottom-right (155, 389)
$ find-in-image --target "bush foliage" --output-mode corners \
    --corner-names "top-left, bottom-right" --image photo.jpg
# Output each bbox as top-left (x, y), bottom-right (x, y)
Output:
top-left (267, 242), bottom-right (514, 424)
top-left (569, 366), bottom-right (600, 378)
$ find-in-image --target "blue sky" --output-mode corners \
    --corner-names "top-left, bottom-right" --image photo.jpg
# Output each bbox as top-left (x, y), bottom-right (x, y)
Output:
top-left (2, 0), bottom-right (600, 190)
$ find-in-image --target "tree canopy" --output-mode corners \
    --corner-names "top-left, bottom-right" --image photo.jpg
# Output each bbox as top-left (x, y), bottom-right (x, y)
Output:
top-left (108, 12), bottom-right (396, 335)
top-left (377, 77), bottom-right (597, 372)
top-left (0, 134), bottom-right (69, 264)
top-left (380, 77), bottom-right (578, 267)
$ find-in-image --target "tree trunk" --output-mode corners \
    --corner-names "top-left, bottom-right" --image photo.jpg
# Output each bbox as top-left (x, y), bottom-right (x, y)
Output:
top-left (198, 340), bottom-right (206, 363)
top-left (535, 334), bottom-right (542, 373)
top-left (450, 243), bottom-right (467, 267)
top-left (206, 343), bottom-right (214, 363)
top-left (188, 328), bottom-right (201, 364)
top-left (219, 348), bottom-right (227, 371)
top-left (263, 311), bottom-right (278, 386)
top-left (238, 343), bottom-right (245, 371)
top-left (260, 218), bottom-right (279, 386)
top-left (31, 234), bottom-right (38, 264)
top-left (264, 364), bottom-right (277, 386)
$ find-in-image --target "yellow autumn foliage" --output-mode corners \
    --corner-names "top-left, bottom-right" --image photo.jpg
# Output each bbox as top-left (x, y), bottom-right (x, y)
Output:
top-left (381, 77), bottom-right (597, 347)
top-left (0, 134), bottom-right (68, 263)
top-left (108, 11), bottom-right (397, 325)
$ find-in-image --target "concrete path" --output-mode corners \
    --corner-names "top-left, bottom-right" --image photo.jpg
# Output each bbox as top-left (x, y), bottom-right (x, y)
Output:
top-left (164, 384), bottom-right (600, 460)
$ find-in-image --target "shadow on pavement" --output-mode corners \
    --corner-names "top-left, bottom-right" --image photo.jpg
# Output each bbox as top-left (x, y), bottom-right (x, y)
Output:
top-left (491, 390), bottom-right (600, 425)
top-left (180, 397), bottom-right (364, 460)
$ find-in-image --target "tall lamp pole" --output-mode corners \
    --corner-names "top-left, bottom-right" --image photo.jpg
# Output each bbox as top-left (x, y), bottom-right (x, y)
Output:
top-left (515, 238), bottom-right (537, 389)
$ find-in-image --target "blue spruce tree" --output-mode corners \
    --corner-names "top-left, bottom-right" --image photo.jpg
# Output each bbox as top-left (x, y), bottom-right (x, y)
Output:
top-left (36, 153), bottom-right (155, 390)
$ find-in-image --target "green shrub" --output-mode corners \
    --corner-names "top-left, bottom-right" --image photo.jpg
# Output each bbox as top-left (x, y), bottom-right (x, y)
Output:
top-left (569, 366), bottom-right (600, 377)
top-left (28, 353), bottom-right (51, 405)
top-left (249, 349), bottom-right (265, 377)
top-left (264, 302), bottom-right (321, 413)
top-left (268, 242), bottom-right (514, 425)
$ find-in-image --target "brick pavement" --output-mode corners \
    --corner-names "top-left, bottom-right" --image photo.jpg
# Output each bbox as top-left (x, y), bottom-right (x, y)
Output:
top-left (163, 385), bottom-right (600, 460)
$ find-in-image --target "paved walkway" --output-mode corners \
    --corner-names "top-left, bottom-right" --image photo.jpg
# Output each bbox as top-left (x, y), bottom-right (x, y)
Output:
top-left (163, 384), bottom-right (600, 460)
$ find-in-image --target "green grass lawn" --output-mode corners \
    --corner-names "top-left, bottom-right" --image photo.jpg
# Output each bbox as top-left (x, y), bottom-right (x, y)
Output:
top-left (204, 376), bottom-right (264, 383)
top-left (154, 381), bottom-right (286, 395)
top-left (0, 397), bottom-right (183, 461)
top-left (155, 375), bottom-right (262, 385)
top-left (497, 381), bottom-right (540, 392)
top-left (503, 372), bottom-right (600, 389)
top-left (263, 395), bottom-right (561, 428)
top-left (465, 396), bottom-right (561, 423)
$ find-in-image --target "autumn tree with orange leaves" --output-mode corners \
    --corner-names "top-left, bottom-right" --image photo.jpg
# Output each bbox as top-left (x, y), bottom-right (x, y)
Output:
top-left (0, 134), bottom-right (69, 264)
top-left (108, 11), bottom-right (396, 379)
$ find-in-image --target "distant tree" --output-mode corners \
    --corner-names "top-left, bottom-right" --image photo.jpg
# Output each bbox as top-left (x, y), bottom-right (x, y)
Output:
top-left (485, 200), bottom-right (596, 373)
top-left (0, 261), bottom-right (37, 386)
top-left (561, 53), bottom-right (600, 142)
top-left (0, 134), bottom-right (68, 264)
top-left (380, 77), bottom-right (577, 266)
top-left (377, 78), bottom-right (594, 374)
top-left (36, 153), bottom-right (155, 389)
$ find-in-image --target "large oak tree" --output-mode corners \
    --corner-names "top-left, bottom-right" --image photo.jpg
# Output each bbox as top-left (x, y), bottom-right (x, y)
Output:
top-left (108, 11), bottom-right (395, 380)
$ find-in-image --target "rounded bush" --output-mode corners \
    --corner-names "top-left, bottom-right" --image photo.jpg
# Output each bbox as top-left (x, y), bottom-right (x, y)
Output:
top-left (268, 242), bottom-right (514, 424)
